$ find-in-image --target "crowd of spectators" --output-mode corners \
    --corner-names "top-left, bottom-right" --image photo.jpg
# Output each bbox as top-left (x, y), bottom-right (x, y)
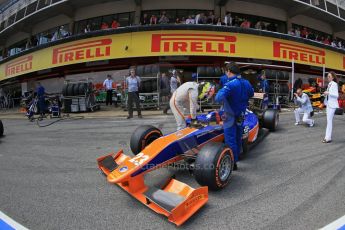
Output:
top-left (2, 10), bottom-right (345, 60)
top-left (288, 26), bottom-right (345, 49)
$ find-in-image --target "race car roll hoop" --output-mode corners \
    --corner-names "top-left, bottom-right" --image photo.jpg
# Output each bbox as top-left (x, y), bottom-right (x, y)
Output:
top-left (97, 92), bottom-right (279, 226)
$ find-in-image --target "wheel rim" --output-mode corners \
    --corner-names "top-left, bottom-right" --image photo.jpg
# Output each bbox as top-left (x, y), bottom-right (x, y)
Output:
top-left (219, 154), bottom-right (231, 182)
top-left (145, 133), bottom-right (161, 146)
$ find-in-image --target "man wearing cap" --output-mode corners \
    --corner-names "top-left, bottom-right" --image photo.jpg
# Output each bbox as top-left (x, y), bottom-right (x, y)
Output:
top-left (215, 62), bottom-right (254, 170)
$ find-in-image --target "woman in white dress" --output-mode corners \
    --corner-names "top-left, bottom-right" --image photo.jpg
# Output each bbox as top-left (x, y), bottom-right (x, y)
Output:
top-left (323, 71), bottom-right (339, 143)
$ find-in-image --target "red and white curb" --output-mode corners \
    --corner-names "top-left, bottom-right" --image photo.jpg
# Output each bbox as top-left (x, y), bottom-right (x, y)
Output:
top-left (0, 211), bottom-right (29, 230)
top-left (320, 215), bottom-right (345, 230)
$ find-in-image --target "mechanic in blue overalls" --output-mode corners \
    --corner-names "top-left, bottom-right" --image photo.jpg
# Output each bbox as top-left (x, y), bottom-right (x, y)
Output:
top-left (258, 70), bottom-right (269, 93)
top-left (36, 82), bottom-right (46, 117)
top-left (215, 62), bottom-right (254, 170)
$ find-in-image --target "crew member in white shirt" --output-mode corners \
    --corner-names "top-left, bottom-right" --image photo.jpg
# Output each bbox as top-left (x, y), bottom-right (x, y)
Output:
top-left (170, 81), bottom-right (199, 130)
top-left (294, 88), bottom-right (314, 127)
top-left (323, 71), bottom-right (339, 143)
top-left (103, 75), bottom-right (113, 106)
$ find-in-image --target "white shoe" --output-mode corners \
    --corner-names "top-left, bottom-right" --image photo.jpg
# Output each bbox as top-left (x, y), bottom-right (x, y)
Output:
top-left (294, 122), bottom-right (299, 126)
top-left (309, 120), bottom-right (315, 127)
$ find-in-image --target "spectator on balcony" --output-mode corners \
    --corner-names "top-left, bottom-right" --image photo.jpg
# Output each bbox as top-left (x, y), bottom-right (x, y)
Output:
top-left (338, 40), bottom-right (343, 48)
top-left (181, 17), bottom-right (186, 24)
top-left (207, 11), bottom-right (216, 24)
top-left (255, 21), bottom-right (265, 30)
top-left (159, 11), bottom-right (169, 24)
top-left (233, 16), bottom-right (240, 27)
top-left (323, 36), bottom-right (331, 45)
top-left (150, 15), bottom-right (158, 25)
top-left (216, 18), bottom-right (223, 26)
top-left (84, 24), bottom-right (91, 33)
top-left (295, 27), bottom-right (301, 37)
top-left (101, 22), bottom-right (109, 30)
top-left (140, 13), bottom-right (149, 25)
top-left (224, 12), bottom-right (232, 26)
top-left (308, 31), bottom-right (316, 40)
top-left (175, 18), bottom-right (182, 24)
top-left (301, 27), bottom-right (308, 38)
top-left (288, 28), bottom-right (295, 36)
top-left (185, 15), bottom-right (195, 24)
top-left (111, 20), bottom-right (120, 29)
top-left (195, 13), bottom-right (206, 24)
top-left (240, 19), bottom-right (251, 29)
top-left (331, 40), bottom-right (337, 47)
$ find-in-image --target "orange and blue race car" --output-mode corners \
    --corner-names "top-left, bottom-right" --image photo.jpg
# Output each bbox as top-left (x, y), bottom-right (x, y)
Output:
top-left (97, 92), bottom-right (278, 226)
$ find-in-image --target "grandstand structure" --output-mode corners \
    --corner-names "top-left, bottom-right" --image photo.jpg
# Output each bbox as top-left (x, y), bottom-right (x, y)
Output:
top-left (1, 0), bottom-right (345, 94)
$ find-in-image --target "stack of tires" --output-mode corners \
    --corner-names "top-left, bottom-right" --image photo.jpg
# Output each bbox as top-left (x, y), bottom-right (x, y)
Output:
top-left (197, 66), bottom-right (223, 78)
top-left (62, 82), bottom-right (93, 113)
top-left (135, 65), bottom-right (160, 93)
top-left (62, 82), bottom-right (91, 97)
top-left (265, 69), bottom-right (290, 96)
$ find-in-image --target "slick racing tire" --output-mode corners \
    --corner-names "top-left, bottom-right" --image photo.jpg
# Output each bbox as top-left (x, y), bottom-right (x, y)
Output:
top-left (62, 84), bottom-right (68, 96)
top-left (66, 84), bottom-right (74, 96)
top-left (194, 142), bottom-right (234, 190)
top-left (0, 120), bottom-right (3, 137)
top-left (130, 125), bottom-right (163, 155)
top-left (263, 109), bottom-right (279, 131)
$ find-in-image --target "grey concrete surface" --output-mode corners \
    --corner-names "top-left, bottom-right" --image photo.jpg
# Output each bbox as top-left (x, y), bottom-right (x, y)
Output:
top-left (0, 112), bottom-right (344, 230)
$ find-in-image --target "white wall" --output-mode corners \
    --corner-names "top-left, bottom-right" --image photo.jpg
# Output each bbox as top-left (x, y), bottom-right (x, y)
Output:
top-left (141, 0), bottom-right (214, 10)
top-left (5, 31), bottom-right (29, 46)
top-left (32, 14), bottom-right (71, 35)
top-left (290, 15), bottom-right (333, 34)
top-left (74, 1), bottom-right (136, 21)
top-left (225, 0), bottom-right (287, 21)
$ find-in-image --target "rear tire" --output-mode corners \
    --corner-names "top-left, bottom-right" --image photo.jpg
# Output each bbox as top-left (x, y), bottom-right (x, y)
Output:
top-left (0, 120), bottom-right (3, 137)
top-left (262, 109), bottom-right (279, 131)
top-left (194, 142), bottom-right (234, 190)
top-left (130, 125), bottom-right (163, 155)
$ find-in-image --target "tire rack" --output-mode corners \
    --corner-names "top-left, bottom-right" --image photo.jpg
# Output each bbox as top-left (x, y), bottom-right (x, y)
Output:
top-left (62, 79), bottom-right (100, 113)
top-left (266, 70), bottom-right (290, 108)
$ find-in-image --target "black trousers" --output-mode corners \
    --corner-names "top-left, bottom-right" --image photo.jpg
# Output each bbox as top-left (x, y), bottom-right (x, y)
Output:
top-left (128, 92), bottom-right (141, 117)
top-left (106, 90), bottom-right (112, 105)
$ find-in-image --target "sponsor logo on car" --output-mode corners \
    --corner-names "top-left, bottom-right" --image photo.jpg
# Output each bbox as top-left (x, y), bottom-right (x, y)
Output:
top-left (119, 166), bottom-right (128, 173)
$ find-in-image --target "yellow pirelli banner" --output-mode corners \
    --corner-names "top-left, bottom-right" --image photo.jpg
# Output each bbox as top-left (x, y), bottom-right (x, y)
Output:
top-left (1, 30), bottom-right (345, 81)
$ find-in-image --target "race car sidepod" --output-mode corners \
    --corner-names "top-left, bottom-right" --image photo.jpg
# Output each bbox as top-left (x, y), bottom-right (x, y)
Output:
top-left (97, 145), bottom-right (208, 226)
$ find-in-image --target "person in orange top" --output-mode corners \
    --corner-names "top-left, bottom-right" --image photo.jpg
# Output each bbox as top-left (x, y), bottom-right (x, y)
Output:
top-left (111, 20), bottom-right (120, 29)
top-left (101, 22), bottom-right (109, 30)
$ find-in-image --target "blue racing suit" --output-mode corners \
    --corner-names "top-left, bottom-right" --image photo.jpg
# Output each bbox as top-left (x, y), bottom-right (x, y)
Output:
top-left (36, 85), bottom-right (45, 115)
top-left (219, 74), bottom-right (229, 88)
top-left (259, 78), bottom-right (269, 93)
top-left (215, 75), bottom-right (254, 162)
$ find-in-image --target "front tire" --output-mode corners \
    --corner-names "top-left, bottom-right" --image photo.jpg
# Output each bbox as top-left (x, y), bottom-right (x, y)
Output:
top-left (194, 143), bottom-right (234, 190)
top-left (130, 125), bottom-right (163, 155)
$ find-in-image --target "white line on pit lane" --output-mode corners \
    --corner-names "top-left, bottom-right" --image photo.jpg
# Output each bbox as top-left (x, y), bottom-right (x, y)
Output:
top-left (320, 214), bottom-right (345, 230)
top-left (0, 211), bottom-right (29, 230)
